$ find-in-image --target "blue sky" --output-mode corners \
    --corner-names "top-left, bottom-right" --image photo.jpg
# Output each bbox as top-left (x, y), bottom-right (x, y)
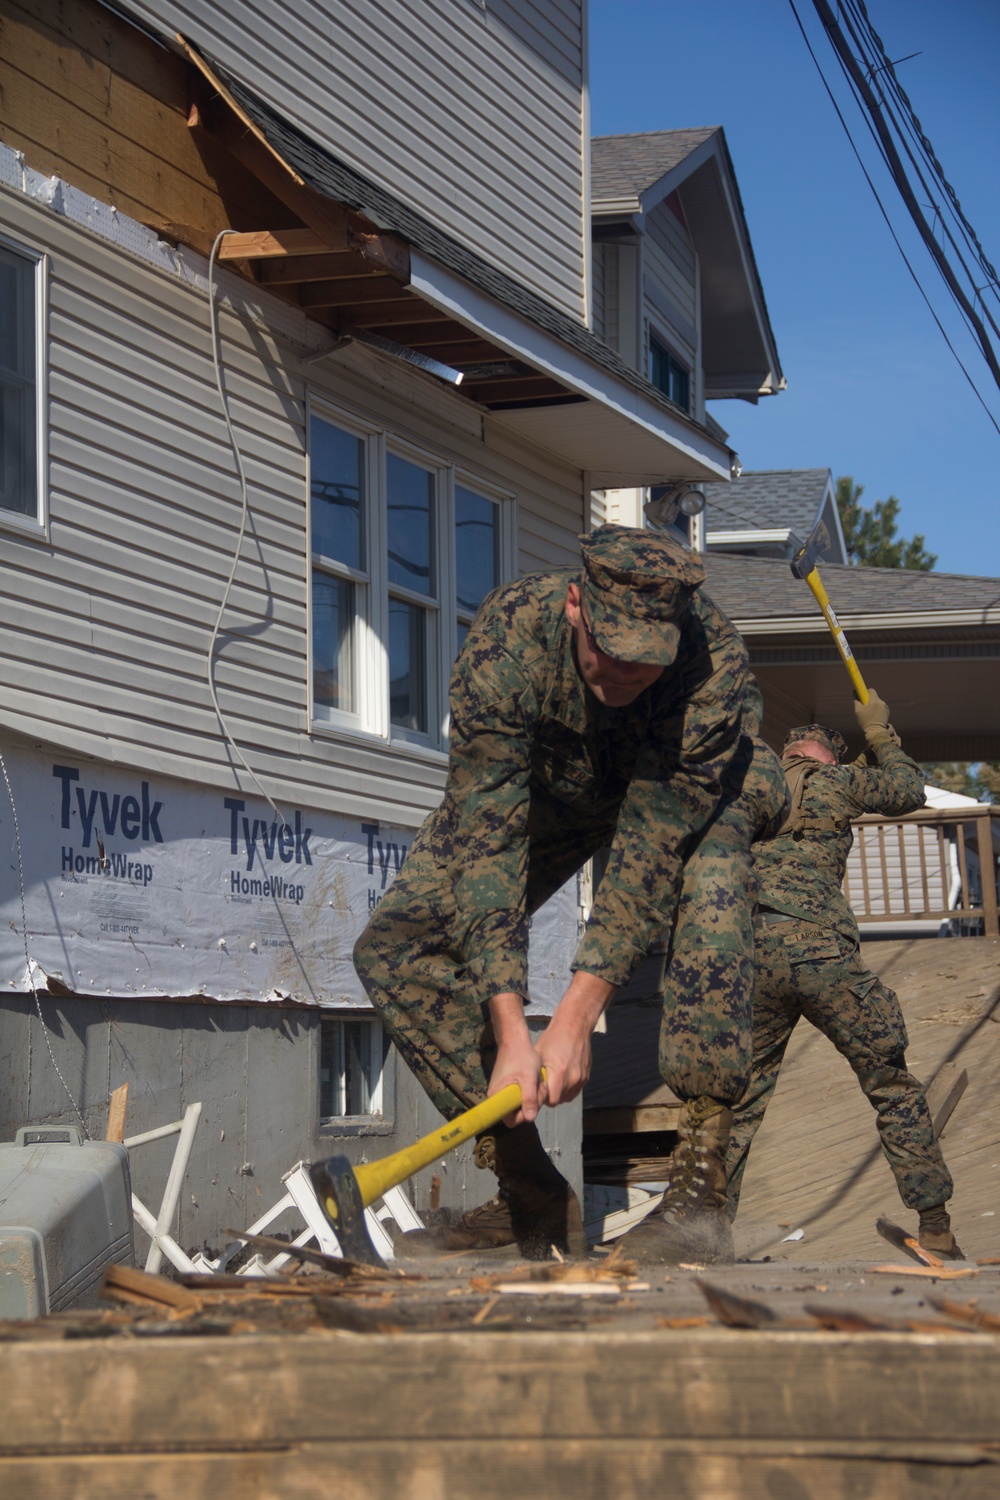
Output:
top-left (588, 0), bottom-right (1000, 576)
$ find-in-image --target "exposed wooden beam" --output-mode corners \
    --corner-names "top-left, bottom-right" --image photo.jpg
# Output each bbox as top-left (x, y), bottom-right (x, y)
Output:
top-left (190, 95), bottom-right (350, 253)
top-left (183, 39), bottom-right (411, 287)
top-left (217, 228), bottom-right (332, 260)
top-left (295, 277), bottom-right (413, 309)
top-left (463, 376), bottom-right (567, 403)
top-left (345, 302), bottom-right (452, 328)
top-left (260, 253), bottom-right (389, 286)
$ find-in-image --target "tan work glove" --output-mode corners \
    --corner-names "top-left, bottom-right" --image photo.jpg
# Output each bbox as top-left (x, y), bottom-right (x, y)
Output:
top-left (854, 690), bottom-right (890, 735)
top-left (856, 690), bottom-right (901, 754)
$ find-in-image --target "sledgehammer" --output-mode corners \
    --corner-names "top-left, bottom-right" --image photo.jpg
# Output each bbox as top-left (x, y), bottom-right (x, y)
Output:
top-left (309, 1078), bottom-right (538, 1267)
top-left (790, 520), bottom-right (870, 704)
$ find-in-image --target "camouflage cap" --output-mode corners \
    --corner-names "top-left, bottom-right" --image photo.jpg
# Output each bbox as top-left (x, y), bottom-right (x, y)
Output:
top-left (783, 723), bottom-right (848, 761)
top-left (578, 524), bottom-right (705, 665)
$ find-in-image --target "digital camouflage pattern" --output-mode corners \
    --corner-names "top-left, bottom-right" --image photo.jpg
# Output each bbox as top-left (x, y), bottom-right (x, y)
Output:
top-left (355, 559), bottom-right (788, 1121)
top-left (755, 739), bottom-right (926, 941)
top-left (726, 735), bottom-right (954, 1216)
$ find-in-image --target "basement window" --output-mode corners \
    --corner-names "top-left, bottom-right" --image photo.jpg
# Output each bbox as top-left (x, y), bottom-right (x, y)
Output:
top-left (320, 1015), bottom-right (390, 1121)
top-left (0, 236), bottom-right (46, 533)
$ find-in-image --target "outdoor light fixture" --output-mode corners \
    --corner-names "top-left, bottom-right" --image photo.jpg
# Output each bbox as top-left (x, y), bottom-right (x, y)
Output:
top-left (302, 329), bottom-right (464, 386)
top-left (730, 453), bottom-right (743, 480)
top-left (644, 483), bottom-right (707, 531)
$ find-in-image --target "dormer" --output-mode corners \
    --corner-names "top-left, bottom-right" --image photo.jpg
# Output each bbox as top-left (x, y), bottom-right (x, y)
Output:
top-left (591, 128), bottom-right (784, 425)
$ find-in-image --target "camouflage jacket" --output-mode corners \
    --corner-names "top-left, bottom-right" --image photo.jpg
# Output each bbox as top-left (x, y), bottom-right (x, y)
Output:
top-left (440, 566), bottom-right (761, 995)
top-left (756, 739), bottom-right (926, 940)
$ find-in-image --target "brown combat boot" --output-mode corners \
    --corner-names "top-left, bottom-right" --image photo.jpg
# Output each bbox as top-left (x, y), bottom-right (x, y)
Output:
top-left (395, 1120), bottom-right (587, 1261)
top-left (918, 1205), bottom-right (965, 1260)
top-left (616, 1096), bottom-right (735, 1265)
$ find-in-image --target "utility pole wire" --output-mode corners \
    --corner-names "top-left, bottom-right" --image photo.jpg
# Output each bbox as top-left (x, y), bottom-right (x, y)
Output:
top-left (809, 0), bottom-right (1000, 392)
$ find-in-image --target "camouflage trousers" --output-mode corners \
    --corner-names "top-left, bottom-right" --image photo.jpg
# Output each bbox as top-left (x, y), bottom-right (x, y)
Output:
top-left (725, 918), bottom-right (954, 1216)
top-left (354, 736), bottom-right (788, 1122)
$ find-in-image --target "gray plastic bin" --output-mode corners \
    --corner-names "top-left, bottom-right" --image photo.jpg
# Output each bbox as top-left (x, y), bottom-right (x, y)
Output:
top-left (0, 1126), bottom-right (135, 1318)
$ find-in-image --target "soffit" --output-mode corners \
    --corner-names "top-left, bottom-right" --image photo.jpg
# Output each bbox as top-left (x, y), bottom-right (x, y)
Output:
top-left (172, 39), bottom-right (731, 485)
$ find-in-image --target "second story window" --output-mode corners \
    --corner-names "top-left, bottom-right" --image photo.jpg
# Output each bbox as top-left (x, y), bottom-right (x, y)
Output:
top-left (649, 334), bottom-right (690, 413)
top-left (455, 483), bottom-right (501, 652)
top-left (309, 405), bottom-right (512, 749)
top-left (0, 237), bottom-right (45, 531)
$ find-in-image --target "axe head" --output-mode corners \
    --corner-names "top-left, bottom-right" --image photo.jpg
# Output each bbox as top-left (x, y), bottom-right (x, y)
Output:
top-left (790, 519), bottom-right (831, 580)
top-left (309, 1155), bottom-right (386, 1268)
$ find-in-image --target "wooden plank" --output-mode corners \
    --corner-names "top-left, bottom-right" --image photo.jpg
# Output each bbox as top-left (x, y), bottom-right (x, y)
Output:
top-left (190, 90), bottom-right (351, 255)
top-left (217, 228), bottom-right (332, 260)
top-left (925, 1062), bottom-right (969, 1139)
top-left (105, 1082), bottom-right (128, 1143)
top-left (583, 1104), bottom-right (682, 1136)
top-left (1, 1441), bottom-right (998, 1500)
top-left (0, 1332), bottom-right (998, 1449)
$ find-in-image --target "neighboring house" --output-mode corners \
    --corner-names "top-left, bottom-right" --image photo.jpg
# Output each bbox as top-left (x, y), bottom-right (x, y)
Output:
top-left (0, 0), bottom-right (766, 1244)
top-left (703, 467), bottom-right (848, 565)
top-left (588, 127), bottom-right (784, 542)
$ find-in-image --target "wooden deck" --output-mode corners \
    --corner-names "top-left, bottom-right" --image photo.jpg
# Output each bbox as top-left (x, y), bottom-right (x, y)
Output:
top-left (1, 937), bottom-right (998, 1498)
top-left (733, 935), bottom-right (1000, 1263)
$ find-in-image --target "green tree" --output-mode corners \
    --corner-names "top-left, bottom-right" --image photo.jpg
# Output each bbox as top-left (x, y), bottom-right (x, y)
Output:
top-left (835, 477), bottom-right (937, 570)
top-left (921, 761), bottom-right (1000, 803)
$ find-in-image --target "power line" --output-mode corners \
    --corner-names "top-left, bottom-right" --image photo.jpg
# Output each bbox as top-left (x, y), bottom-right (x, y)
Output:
top-left (808, 0), bottom-right (1000, 390)
top-left (786, 0), bottom-right (1000, 437)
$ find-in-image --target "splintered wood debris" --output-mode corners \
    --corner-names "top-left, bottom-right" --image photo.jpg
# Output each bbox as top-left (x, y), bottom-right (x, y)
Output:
top-left (691, 1277), bottom-right (1000, 1336)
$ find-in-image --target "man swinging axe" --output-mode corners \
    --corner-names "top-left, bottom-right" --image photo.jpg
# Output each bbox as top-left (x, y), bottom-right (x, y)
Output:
top-left (725, 523), bottom-right (964, 1259)
top-left (354, 524), bottom-right (788, 1264)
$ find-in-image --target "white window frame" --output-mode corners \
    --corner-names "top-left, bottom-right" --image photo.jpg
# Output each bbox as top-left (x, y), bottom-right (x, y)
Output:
top-left (319, 1013), bottom-right (391, 1125)
top-left (307, 395), bottom-right (515, 752)
top-left (0, 232), bottom-right (48, 539)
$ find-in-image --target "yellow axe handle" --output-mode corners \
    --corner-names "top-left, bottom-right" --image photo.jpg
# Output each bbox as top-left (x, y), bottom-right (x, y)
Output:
top-left (804, 567), bottom-right (869, 705)
top-left (352, 1076), bottom-right (540, 1209)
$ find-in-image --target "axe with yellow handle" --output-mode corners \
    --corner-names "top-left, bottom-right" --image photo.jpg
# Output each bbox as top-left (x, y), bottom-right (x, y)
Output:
top-left (309, 1074), bottom-right (544, 1266)
top-left (790, 520), bottom-right (869, 705)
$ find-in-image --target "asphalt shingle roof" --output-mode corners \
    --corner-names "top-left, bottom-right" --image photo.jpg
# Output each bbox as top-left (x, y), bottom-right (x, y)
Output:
top-left (702, 553), bottom-right (1000, 621)
top-left (591, 129), bottom-right (718, 205)
top-left (705, 469), bottom-right (831, 537)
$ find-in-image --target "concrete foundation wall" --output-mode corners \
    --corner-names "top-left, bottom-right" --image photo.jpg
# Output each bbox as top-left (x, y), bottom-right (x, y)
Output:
top-left (0, 998), bottom-right (582, 1259)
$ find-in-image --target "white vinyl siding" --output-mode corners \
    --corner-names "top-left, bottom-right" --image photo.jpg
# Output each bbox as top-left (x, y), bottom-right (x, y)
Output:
top-left (124, 0), bottom-right (588, 322)
top-left (642, 199), bottom-right (699, 415)
top-left (0, 189), bottom-right (591, 830)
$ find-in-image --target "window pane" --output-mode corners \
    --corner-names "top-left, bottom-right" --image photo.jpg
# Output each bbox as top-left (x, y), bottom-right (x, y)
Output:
top-left (311, 417), bottom-right (364, 569)
top-left (312, 573), bottom-right (355, 713)
top-left (455, 485), bottom-right (499, 618)
top-left (650, 336), bottom-right (689, 412)
top-left (0, 247), bottom-right (37, 517)
top-left (389, 598), bottom-right (428, 734)
top-left (320, 1018), bottom-right (383, 1117)
top-left (387, 453), bottom-right (435, 597)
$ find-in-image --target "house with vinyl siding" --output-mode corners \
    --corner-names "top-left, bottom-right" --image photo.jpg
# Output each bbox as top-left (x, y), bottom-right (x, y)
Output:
top-left (0, 0), bottom-right (783, 1250)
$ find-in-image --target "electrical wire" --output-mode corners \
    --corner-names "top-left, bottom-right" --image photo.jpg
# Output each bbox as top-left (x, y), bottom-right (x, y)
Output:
top-left (206, 231), bottom-right (283, 825)
top-left (788, 0), bottom-right (1000, 437)
top-left (843, 0), bottom-right (999, 303)
top-left (1, 747), bottom-right (90, 1137)
top-left (805, 0), bottom-right (1000, 390)
top-left (833, 0), bottom-right (1000, 348)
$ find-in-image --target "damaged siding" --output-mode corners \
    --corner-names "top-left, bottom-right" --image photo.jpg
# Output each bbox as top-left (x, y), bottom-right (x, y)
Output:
top-left (122, 0), bottom-right (589, 322)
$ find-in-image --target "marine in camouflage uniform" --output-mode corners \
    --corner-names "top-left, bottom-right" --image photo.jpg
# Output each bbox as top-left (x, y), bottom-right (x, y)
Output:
top-left (725, 695), bottom-right (963, 1258)
top-left (354, 525), bottom-right (787, 1260)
